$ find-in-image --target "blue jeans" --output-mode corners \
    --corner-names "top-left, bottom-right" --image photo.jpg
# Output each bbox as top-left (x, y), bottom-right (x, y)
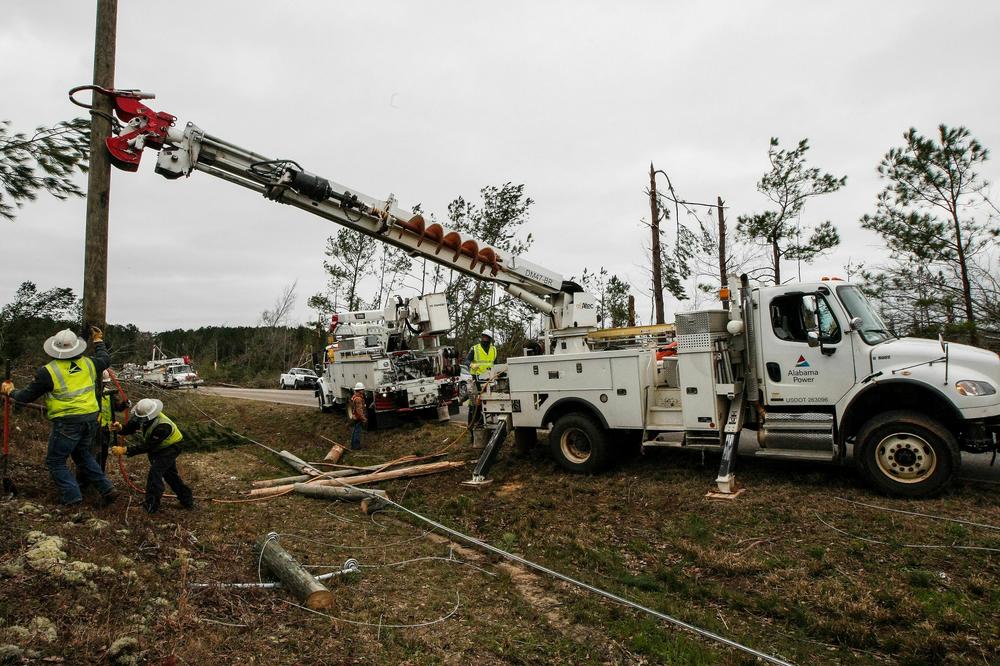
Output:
top-left (351, 422), bottom-right (363, 450)
top-left (145, 447), bottom-right (193, 513)
top-left (47, 419), bottom-right (113, 505)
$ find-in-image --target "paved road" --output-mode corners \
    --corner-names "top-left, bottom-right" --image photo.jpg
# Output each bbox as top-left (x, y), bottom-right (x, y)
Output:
top-left (198, 386), bottom-right (998, 483)
top-left (201, 385), bottom-right (318, 408)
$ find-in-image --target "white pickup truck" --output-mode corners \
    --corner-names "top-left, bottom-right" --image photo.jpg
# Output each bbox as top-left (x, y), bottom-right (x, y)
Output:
top-left (279, 367), bottom-right (319, 390)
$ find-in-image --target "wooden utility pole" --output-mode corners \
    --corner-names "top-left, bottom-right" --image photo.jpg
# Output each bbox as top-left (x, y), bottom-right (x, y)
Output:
top-left (717, 196), bottom-right (728, 307)
top-left (81, 0), bottom-right (118, 335)
top-left (627, 294), bottom-right (636, 327)
top-left (648, 163), bottom-right (665, 325)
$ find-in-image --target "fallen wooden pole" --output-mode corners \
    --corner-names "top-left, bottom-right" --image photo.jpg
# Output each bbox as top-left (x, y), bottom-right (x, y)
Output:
top-left (252, 467), bottom-right (370, 489)
top-left (293, 484), bottom-right (387, 502)
top-left (249, 460), bottom-right (465, 497)
top-left (253, 533), bottom-right (334, 610)
top-left (276, 450), bottom-right (321, 477)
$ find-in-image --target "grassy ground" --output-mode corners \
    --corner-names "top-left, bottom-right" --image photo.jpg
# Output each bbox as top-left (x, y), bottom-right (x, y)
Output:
top-left (0, 390), bottom-right (998, 665)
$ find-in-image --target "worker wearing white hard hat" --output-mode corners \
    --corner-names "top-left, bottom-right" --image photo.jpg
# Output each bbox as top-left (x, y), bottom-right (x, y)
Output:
top-left (112, 397), bottom-right (194, 513)
top-left (349, 382), bottom-right (368, 450)
top-left (0, 327), bottom-right (118, 507)
top-left (467, 330), bottom-right (497, 379)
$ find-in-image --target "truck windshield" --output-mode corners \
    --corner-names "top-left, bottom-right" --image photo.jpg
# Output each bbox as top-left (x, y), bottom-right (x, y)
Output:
top-left (836, 285), bottom-right (893, 345)
top-left (170, 365), bottom-right (193, 374)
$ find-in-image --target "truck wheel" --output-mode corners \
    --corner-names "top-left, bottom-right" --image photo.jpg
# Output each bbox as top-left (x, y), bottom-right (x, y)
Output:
top-left (279, 380), bottom-right (286, 390)
top-left (855, 410), bottom-right (959, 498)
top-left (294, 380), bottom-right (302, 390)
top-left (458, 381), bottom-right (469, 403)
top-left (549, 413), bottom-right (611, 474)
top-left (318, 395), bottom-right (333, 413)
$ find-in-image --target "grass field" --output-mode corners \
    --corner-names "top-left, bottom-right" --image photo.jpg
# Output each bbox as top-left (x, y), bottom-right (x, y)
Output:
top-left (0, 390), bottom-right (997, 664)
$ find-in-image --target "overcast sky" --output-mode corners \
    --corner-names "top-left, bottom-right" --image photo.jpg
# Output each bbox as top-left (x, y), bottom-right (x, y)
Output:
top-left (2, 1), bottom-right (999, 331)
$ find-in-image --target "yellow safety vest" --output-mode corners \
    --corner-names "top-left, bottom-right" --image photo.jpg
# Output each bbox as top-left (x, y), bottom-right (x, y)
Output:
top-left (43, 357), bottom-right (98, 420)
top-left (98, 393), bottom-right (114, 426)
top-left (470, 343), bottom-right (497, 377)
top-left (144, 412), bottom-right (184, 450)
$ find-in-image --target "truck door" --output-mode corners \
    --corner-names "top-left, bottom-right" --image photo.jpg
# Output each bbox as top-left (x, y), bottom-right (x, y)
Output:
top-left (759, 291), bottom-right (855, 407)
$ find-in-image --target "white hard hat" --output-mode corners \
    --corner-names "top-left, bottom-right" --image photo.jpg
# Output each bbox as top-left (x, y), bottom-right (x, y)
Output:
top-left (43, 329), bottom-right (87, 359)
top-left (131, 398), bottom-right (163, 420)
top-left (354, 382), bottom-right (365, 391)
top-left (481, 330), bottom-right (494, 339)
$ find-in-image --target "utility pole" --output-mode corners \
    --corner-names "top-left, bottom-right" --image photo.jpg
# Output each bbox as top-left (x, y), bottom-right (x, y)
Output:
top-left (627, 294), bottom-right (636, 328)
top-left (648, 163), bottom-right (665, 325)
top-left (81, 0), bottom-right (118, 335)
top-left (717, 196), bottom-right (728, 307)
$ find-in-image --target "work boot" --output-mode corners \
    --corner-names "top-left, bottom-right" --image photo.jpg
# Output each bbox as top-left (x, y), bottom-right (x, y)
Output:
top-left (99, 489), bottom-right (119, 507)
top-left (180, 501), bottom-right (196, 511)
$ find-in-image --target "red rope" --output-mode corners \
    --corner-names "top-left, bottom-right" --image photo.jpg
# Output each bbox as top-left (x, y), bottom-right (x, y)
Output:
top-left (104, 369), bottom-right (145, 495)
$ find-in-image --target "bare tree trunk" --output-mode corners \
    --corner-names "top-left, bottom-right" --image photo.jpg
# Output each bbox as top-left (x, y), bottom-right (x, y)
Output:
top-left (717, 196), bottom-right (728, 306)
top-left (771, 238), bottom-right (781, 285)
top-left (649, 163), bottom-right (665, 324)
top-left (950, 209), bottom-right (979, 345)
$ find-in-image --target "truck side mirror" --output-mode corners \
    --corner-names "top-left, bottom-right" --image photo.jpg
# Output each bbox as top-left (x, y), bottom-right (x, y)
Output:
top-left (806, 330), bottom-right (821, 348)
top-left (849, 316), bottom-right (863, 331)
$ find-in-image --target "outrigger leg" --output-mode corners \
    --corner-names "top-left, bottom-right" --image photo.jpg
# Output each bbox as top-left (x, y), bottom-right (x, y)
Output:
top-left (708, 391), bottom-right (746, 499)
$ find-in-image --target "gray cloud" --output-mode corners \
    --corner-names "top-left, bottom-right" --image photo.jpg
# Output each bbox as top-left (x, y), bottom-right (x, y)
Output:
top-left (2, 0), bottom-right (998, 330)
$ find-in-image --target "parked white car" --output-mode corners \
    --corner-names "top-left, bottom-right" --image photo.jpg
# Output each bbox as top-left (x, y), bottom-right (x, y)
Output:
top-left (279, 367), bottom-right (318, 390)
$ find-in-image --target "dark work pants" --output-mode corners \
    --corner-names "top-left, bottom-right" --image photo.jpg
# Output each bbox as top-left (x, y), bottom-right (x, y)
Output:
top-left (145, 447), bottom-right (193, 513)
top-left (94, 427), bottom-right (111, 472)
top-left (350, 421), bottom-right (363, 450)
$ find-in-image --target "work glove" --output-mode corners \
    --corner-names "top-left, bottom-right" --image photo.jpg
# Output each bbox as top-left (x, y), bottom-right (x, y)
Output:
top-left (108, 421), bottom-right (123, 432)
top-left (110, 445), bottom-right (127, 457)
top-left (0, 380), bottom-right (13, 397)
top-left (89, 326), bottom-right (104, 342)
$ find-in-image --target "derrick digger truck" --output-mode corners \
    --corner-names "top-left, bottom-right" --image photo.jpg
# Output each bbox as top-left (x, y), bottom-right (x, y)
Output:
top-left (77, 85), bottom-right (1000, 498)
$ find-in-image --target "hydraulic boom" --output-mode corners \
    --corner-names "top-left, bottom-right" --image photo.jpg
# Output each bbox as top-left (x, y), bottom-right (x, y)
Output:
top-left (70, 86), bottom-right (597, 345)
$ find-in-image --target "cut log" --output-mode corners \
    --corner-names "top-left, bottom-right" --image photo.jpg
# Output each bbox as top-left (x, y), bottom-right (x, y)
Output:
top-left (293, 484), bottom-right (387, 502)
top-left (276, 450), bottom-right (322, 477)
top-left (249, 460), bottom-right (465, 497)
top-left (253, 534), bottom-right (334, 610)
top-left (323, 443), bottom-right (346, 463)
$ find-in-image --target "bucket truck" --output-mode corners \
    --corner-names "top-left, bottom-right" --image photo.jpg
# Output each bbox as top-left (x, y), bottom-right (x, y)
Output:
top-left (317, 293), bottom-right (464, 427)
top-left (75, 85), bottom-right (1000, 498)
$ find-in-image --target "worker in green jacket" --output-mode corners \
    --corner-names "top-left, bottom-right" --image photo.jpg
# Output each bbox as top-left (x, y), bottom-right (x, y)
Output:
top-left (111, 398), bottom-right (194, 514)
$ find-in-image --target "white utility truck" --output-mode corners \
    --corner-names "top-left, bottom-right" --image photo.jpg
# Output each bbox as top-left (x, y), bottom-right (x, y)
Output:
top-left (121, 346), bottom-right (204, 389)
top-left (315, 293), bottom-right (463, 426)
top-left (85, 86), bottom-right (1000, 497)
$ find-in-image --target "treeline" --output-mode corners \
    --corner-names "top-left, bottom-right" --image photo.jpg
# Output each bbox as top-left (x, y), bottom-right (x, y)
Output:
top-left (0, 282), bottom-right (323, 386)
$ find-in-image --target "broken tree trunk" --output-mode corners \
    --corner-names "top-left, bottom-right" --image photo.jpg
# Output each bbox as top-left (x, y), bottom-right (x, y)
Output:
top-left (361, 496), bottom-right (391, 514)
top-left (276, 450), bottom-right (321, 477)
top-left (323, 443), bottom-right (346, 463)
top-left (253, 534), bottom-right (334, 610)
top-left (293, 484), bottom-right (387, 502)
top-left (248, 460), bottom-right (465, 498)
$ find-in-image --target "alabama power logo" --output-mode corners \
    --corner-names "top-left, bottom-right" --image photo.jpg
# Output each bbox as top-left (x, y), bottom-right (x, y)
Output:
top-left (788, 355), bottom-right (818, 383)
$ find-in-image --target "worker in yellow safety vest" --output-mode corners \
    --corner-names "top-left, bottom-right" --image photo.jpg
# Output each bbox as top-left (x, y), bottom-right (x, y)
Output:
top-left (0, 328), bottom-right (119, 507)
top-left (464, 330), bottom-right (497, 434)
top-left (111, 398), bottom-right (194, 514)
top-left (92, 370), bottom-right (129, 473)
top-left (466, 330), bottom-right (497, 378)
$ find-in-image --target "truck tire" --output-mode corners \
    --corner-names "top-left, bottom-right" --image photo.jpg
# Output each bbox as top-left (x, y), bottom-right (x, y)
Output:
top-left (279, 380), bottom-right (286, 390)
top-left (318, 395), bottom-right (333, 413)
top-left (549, 413), bottom-right (612, 474)
top-left (294, 380), bottom-right (302, 390)
top-left (855, 410), bottom-right (959, 498)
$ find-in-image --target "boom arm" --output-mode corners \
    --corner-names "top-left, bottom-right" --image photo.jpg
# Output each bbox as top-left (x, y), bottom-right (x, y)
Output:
top-left (75, 87), bottom-right (596, 332)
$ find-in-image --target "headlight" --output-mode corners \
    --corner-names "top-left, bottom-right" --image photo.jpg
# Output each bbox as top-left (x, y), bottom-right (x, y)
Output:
top-left (955, 380), bottom-right (997, 396)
